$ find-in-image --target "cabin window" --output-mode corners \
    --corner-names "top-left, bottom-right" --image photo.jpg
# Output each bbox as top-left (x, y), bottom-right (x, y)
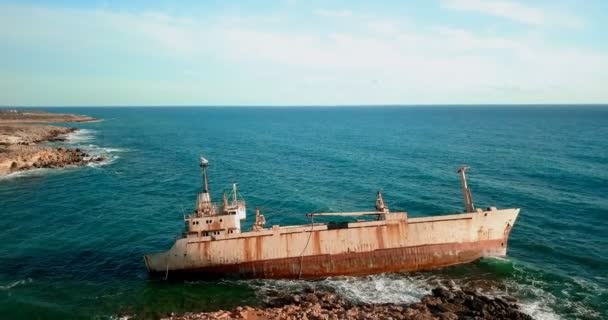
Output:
top-left (220, 219), bottom-right (223, 222)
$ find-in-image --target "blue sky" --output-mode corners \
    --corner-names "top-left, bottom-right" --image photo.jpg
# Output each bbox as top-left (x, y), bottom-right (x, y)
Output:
top-left (1, 0), bottom-right (607, 106)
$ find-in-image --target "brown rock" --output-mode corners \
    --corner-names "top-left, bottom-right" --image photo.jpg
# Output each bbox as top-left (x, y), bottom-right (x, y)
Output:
top-left (436, 303), bottom-right (464, 313)
top-left (438, 312), bottom-right (458, 320)
top-left (158, 286), bottom-right (534, 320)
top-left (422, 295), bottom-right (443, 307)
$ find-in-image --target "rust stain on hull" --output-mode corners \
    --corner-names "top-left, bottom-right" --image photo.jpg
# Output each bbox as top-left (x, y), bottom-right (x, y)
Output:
top-left (150, 239), bottom-right (506, 279)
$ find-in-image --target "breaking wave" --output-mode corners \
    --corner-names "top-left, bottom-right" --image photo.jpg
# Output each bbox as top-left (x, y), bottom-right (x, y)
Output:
top-left (1, 129), bottom-right (126, 181)
top-left (0, 278), bottom-right (33, 290)
top-left (0, 168), bottom-right (53, 180)
top-left (243, 260), bottom-right (587, 320)
top-left (82, 144), bottom-right (127, 167)
top-left (63, 129), bottom-right (96, 144)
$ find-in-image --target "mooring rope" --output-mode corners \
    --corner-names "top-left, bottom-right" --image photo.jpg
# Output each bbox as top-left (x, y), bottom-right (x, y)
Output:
top-left (297, 214), bottom-right (315, 279)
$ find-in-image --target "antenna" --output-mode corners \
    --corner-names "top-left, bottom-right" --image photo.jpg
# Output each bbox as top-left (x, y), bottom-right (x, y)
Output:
top-left (200, 155), bottom-right (210, 194)
top-left (232, 183), bottom-right (238, 203)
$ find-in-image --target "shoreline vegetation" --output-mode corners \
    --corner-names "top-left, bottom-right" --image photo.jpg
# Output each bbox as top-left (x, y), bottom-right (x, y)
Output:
top-left (0, 109), bottom-right (104, 176)
top-left (161, 285), bottom-right (533, 320)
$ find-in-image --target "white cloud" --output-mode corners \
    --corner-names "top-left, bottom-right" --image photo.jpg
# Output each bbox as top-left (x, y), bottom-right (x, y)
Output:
top-left (441, 0), bottom-right (584, 28)
top-left (315, 9), bottom-right (352, 18)
top-left (367, 20), bottom-right (401, 35)
top-left (0, 3), bottom-right (605, 105)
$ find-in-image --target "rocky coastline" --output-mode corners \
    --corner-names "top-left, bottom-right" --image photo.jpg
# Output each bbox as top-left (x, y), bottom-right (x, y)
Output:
top-left (162, 286), bottom-right (533, 320)
top-left (0, 110), bottom-right (104, 176)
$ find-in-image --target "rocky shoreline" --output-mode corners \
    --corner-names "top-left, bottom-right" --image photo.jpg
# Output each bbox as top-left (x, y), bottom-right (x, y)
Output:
top-left (0, 110), bottom-right (97, 123)
top-left (0, 110), bottom-right (104, 176)
top-left (162, 286), bottom-right (533, 320)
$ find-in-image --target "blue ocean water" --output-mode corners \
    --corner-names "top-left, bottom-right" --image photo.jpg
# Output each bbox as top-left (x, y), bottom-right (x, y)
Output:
top-left (0, 106), bottom-right (606, 319)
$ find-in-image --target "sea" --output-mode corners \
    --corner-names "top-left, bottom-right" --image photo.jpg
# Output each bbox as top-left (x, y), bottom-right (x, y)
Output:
top-left (0, 106), bottom-right (606, 319)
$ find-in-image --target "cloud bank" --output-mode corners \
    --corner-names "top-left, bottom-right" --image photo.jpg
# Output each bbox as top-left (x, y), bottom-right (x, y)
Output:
top-left (0, 2), bottom-right (606, 105)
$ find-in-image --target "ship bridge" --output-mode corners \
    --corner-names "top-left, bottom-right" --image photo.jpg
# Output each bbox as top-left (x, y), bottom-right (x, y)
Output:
top-left (184, 156), bottom-right (246, 238)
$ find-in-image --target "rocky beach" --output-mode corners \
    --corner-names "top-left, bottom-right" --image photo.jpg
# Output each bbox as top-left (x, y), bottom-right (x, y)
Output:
top-left (162, 286), bottom-right (533, 320)
top-left (0, 110), bottom-right (104, 176)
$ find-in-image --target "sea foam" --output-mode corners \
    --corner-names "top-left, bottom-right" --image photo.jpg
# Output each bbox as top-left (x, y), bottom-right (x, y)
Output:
top-left (0, 278), bottom-right (33, 290)
top-left (245, 269), bottom-right (565, 320)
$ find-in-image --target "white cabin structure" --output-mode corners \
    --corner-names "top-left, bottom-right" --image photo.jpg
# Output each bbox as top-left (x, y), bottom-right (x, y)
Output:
top-left (185, 156), bottom-right (246, 238)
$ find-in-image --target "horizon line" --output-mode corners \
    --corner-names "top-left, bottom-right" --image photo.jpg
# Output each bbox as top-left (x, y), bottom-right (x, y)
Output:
top-left (2, 103), bottom-right (608, 108)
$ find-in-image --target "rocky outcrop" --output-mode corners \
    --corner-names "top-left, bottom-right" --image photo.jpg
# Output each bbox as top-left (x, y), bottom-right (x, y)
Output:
top-left (162, 286), bottom-right (533, 320)
top-left (0, 124), bottom-right (76, 146)
top-left (0, 145), bottom-right (105, 175)
top-left (0, 110), bottom-right (103, 176)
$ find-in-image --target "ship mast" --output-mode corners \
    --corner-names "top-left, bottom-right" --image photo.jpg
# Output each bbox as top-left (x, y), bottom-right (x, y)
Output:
top-left (232, 183), bottom-right (238, 204)
top-left (458, 166), bottom-right (475, 213)
top-left (375, 191), bottom-right (389, 213)
top-left (196, 156), bottom-right (213, 215)
top-left (201, 156), bottom-right (209, 194)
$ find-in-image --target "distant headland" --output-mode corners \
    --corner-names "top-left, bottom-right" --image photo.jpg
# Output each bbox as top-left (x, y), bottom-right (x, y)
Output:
top-left (0, 109), bottom-right (104, 176)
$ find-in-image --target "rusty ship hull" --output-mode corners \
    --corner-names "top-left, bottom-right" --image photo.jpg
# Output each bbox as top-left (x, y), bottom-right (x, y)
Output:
top-left (145, 208), bottom-right (519, 279)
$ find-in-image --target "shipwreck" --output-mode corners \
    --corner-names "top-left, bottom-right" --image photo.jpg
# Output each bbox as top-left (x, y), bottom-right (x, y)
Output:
top-left (144, 156), bottom-right (519, 279)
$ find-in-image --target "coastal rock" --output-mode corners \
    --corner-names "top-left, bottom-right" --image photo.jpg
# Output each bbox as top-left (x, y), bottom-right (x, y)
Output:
top-left (0, 110), bottom-right (97, 123)
top-left (0, 145), bottom-right (106, 175)
top-left (0, 110), bottom-right (103, 176)
top-left (161, 286), bottom-right (533, 320)
top-left (0, 124), bottom-right (75, 146)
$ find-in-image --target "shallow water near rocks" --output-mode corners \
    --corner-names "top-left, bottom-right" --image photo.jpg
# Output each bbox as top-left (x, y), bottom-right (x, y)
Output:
top-left (0, 106), bottom-right (606, 319)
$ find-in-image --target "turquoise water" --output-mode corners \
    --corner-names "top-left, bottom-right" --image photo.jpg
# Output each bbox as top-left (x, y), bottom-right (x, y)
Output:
top-left (0, 106), bottom-right (606, 319)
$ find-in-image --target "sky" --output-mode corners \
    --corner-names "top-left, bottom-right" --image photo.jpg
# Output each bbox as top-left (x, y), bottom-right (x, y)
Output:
top-left (1, 0), bottom-right (607, 106)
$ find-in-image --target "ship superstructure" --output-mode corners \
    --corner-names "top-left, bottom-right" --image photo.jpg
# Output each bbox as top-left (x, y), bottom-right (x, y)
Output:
top-left (186, 156), bottom-right (246, 238)
top-left (144, 156), bottom-right (519, 279)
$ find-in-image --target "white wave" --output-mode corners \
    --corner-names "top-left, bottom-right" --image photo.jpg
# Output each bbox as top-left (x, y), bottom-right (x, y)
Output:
top-left (246, 272), bottom-right (574, 319)
top-left (82, 145), bottom-right (124, 167)
top-left (319, 274), bottom-right (431, 304)
top-left (519, 300), bottom-right (561, 320)
top-left (86, 155), bottom-right (119, 168)
top-left (63, 129), bottom-right (96, 144)
top-left (101, 147), bottom-right (128, 153)
top-left (0, 168), bottom-right (54, 180)
top-left (247, 273), bottom-right (432, 305)
top-left (0, 278), bottom-right (33, 290)
top-left (1, 141), bottom-right (125, 181)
